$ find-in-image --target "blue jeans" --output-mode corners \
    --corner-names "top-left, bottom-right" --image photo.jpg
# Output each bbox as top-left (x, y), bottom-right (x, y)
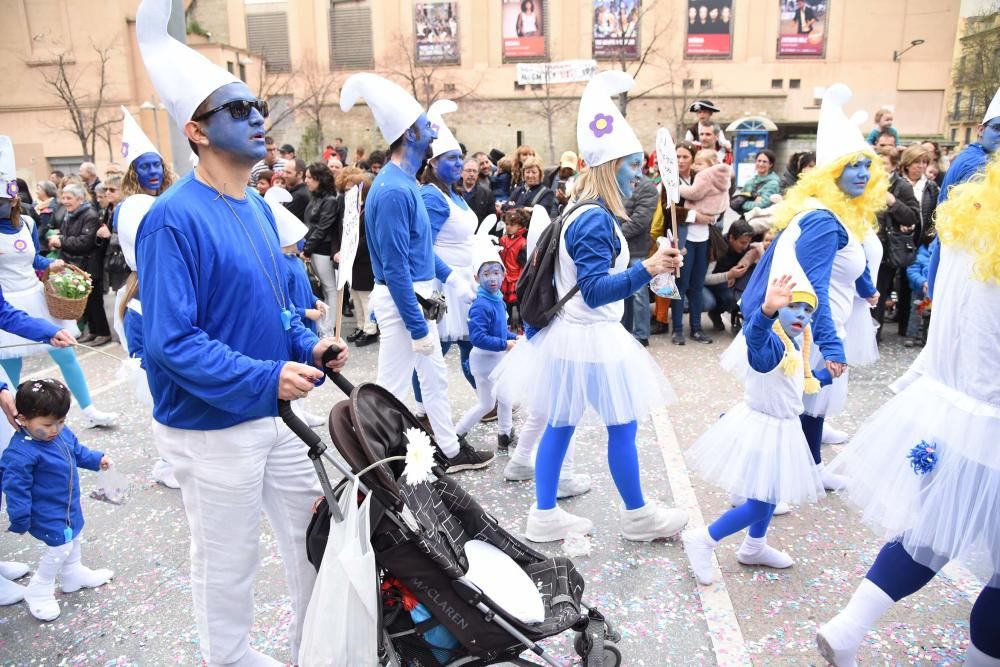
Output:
top-left (670, 240), bottom-right (709, 334)
top-left (622, 257), bottom-right (651, 340)
top-left (702, 282), bottom-right (736, 315)
top-left (412, 339), bottom-right (474, 405)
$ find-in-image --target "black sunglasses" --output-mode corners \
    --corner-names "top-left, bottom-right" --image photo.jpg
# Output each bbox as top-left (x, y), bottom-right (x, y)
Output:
top-left (192, 98), bottom-right (269, 122)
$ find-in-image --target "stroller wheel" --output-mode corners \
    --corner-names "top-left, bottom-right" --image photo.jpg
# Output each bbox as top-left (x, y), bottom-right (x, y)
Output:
top-left (603, 642), bottom-right (622, 667)
top-left (573, 631), bottom-right (593, 658)
top-left (604, 620), bottom-right (622, 644)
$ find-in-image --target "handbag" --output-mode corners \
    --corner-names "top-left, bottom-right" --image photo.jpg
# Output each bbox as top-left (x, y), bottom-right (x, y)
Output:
top-left (298, 477), bottom-right (378, 666)
top-left (887, 230), bottom-right (916, 268)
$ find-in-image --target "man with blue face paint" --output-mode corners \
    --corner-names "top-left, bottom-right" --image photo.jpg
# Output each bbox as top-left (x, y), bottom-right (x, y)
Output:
top-left (135, 2), bottom-right (348, 664)
top-left (340, 74), bottom-right (493, 472)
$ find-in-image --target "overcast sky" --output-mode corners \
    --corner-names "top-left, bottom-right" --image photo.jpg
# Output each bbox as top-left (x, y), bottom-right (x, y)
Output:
top-left (960, 0), bottom-right (999, 17)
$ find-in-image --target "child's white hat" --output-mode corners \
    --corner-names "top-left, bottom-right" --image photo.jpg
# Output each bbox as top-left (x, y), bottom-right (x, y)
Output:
top-left (768, 224), bottom-right (816, 309)
top-left (815, 84), bottom-right (874, 168)
top-left (119, 106), bottom-right (160, 167)
top-left (263, 187), bottom-right (308, 247)
top-left (116, 194), bottom-right (157, 272)
top-left (428, 99), bottom-right (461, 159)
top-left (340, 73), bottom-right (425, 144)
top-left (576, 71), bottom-right (643, 168)
top-left (136, 0), bottom-right (241, 129)
top-left (0, 136), bottom-right (17, 200)
top-left (472, 213), bottom-right (502, 275)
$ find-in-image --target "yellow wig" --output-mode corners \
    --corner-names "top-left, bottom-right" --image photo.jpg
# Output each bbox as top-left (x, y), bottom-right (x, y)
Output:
top-left (936, 154), bottom-right (1000, 284)
top-left (770, 151), bottom-right (889, 241)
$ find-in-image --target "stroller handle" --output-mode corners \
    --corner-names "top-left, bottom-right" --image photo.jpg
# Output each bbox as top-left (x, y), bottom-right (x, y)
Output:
top-left (321, 343), bottom-right (356, 395)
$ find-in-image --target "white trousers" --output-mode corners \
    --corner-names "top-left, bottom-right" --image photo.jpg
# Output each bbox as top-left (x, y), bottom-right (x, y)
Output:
top-left (154, 414), bottom-right (321, 666)
top-left (310, 254), bottom-right (338, 310)
top-left (370, 284), bottom-right (459, 457)
top-left (509, 410), bottom-right (576, 474)
top-left (351, 289), bottom-right (377, 335)
top-left (455, 372), bottom-right (512, 436)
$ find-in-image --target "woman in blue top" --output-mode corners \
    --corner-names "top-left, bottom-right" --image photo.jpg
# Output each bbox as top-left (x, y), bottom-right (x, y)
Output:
top-left (494, 72), bottom-right (688, 543)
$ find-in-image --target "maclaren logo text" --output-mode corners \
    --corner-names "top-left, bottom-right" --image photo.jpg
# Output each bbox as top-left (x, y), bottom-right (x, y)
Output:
top-left (410, 577), bottom-right (470, 630)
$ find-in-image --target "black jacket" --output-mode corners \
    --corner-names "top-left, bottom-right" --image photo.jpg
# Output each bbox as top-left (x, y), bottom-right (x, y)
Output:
top-left (285, 182), bottom-right (311, 221)
top-left (460, 182), bottom-right (496, 223)
top-left (59, 203), bottom-right (104, 272)
top-left (914, 178), bottom-right (939, 239)
top-left (621, 178), bottom-right (658, 258)
top-left (303, 191), bottom-right (339, 256)
top-left (876, 173), bottom-right (921, 245)
top-left (502, 183), bottom-right (559, 219)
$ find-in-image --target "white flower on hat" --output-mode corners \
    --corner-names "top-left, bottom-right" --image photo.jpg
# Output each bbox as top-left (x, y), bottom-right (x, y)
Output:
top-left (576, 71), bottom-right (643, 168)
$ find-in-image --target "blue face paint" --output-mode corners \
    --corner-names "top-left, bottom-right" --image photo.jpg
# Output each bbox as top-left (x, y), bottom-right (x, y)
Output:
top-left (836, 158), bottom-right (871, 199)
top-left (434, 150), bottom-right (464, 185)
top-left (980, 120), bottom-right (1000, 153)
top-left (615, 152), bottom-right (644, 200)
top-left (133, 152), bottom-right (164, 193)
top-left (398, 113), bottom-right (438, 176)
top-left (777, 302), bottom-right (814, 338)
top-left (478, 263), bottom-right (504, 293)
top-left (198, 82), bottom-right (267, 163)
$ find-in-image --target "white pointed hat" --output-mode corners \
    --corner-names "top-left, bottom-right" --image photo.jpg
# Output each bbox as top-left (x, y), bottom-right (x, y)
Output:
top-left (120, 106), bottom-right (160, 167)
top-left (136, 0), bottom-right (241, 129)
top-left (472, 234), bottom-right (502, 276)
top-left (576, 71), bottom-right (643, 168)
top-left (815, 84), bottom-right (874, 168)
top-left (116, 194), bottom-right (156, 271)
top-left (264, 186), bottom-right (308, 247)
top-left (428, 99), bottom-right (461, 159)
top-left (768, 223), bottom-right (816, 309)
top-left (983, 86), bottom-right (1000, 124)
top-left (340, 73), bottom-right (425, 144)
top-left (0, 136), bottom-right (18, 200)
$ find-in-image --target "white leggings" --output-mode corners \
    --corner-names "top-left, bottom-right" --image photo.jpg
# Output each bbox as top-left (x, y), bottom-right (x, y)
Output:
top-left (509, 409), bottom-right (576, 474)
top-left (456, 372), bottom-right (512, 436)
top-left (31, 538), bottom-right (82, 587)
top-left (310, 254), bottom-right (338, 309)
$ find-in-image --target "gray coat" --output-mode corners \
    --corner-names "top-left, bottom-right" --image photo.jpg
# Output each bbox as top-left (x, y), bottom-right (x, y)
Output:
top-left (621, 177), bottom-right (658, 259)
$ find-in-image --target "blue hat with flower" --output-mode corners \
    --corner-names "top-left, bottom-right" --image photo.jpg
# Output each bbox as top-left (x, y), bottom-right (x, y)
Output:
top-left (576, 71), bottom-right (643, 168)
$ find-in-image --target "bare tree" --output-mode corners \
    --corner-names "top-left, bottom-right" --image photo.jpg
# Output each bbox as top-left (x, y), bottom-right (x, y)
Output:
top-left (38, 44), bottom-right (116, 160)
top-left (256, 68), bottom-right (300, 133)
top-left (527, 65), bottom-right (581, 164)
top-left (295, 58), bottom-right (343, 159)
top-left (383, 33), bottom-right (481, 108)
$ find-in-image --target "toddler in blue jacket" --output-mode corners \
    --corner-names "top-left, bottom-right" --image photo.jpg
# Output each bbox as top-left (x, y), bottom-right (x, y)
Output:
top-left (0, 378), bottom-right (113, 621)
top-left (454, 240), bottom-right (519, 452)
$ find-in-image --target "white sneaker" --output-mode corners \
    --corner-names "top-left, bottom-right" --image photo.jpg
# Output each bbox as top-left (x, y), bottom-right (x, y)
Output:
top-left (80, 406), bottom-right (117, 428)
top-left (822, 424), bottom-right (849, 444)
top-left (0, 560), bottom-right (29, 580)
top-left (0, 576), bottom-right (26, 606)
top-left (557, 473), bottom-right (592, 499)
top-left (819, 464), bottom-right (849, 491)
top-left (525, 506), bottom-right (594, 543)
top-left (736, 536), bottom-right (794, 569)
top-left (503, 458), bottom-right (534, 481)
top-left (302, 410), bottom-right (326, 428)
top-left (729, 495), bottom-right (790, 516)
top-left (621, 501), bottom-right (689, 541)
top-left (816, 614), bottom-right (863, 667)
top-left (25, 579), bottom-right (60, 621)
top-left (59, 565), bottom-right (114, 593)
top-left (233, 648), bottom-right (284, 667)
top-left (682, 527), bottom-right (717, 585)
top-left (151, 459), bottom-right (180, 489)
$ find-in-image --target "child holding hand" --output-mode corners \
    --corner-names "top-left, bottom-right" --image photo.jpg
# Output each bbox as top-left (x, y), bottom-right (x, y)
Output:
top-left (0, 378), bottom-right (114, 621)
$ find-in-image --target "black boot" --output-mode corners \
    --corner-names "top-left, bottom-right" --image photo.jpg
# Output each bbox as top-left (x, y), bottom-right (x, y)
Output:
top-left (497, 428), bottom-right (517, 453)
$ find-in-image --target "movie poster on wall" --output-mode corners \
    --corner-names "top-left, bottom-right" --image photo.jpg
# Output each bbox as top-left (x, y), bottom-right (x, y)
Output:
top-left (684, 0), bottom-right (733, 57)
top-left (593, 1), bottom-right (641, 60)
top-left (414, 2), bottom-right (460, 64)
top-left (777, 0), bottom-right (829, 57)
top-left (502, 0), bottom-right (546, 60)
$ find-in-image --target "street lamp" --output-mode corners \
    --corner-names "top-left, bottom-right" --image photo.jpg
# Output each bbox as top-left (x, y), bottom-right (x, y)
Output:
top-left (893, 39), bottom-right (925, 61)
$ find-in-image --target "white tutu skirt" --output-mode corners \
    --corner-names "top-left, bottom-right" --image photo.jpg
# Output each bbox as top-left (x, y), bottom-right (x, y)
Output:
top-left (844, 298), bottom-right (879, 367)
top-left (491, 317), bottom-right (675, 427)
top-left (800, 342), bottom-right (848, 418)
top-left (436, 270), bottom-right (472, 342)
top-left (829, 375), bottom-right (1000, 583)
top-left (686, 402), bottom-right (824, 505)
top-left (0, 282), bottom-right (79, 359)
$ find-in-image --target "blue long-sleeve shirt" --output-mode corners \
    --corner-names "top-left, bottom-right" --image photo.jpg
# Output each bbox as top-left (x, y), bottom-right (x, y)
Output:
top-left (135, 172), bottom-right (320, 430)
top-left (906, 244), bottom-right (932, 293)
top-left (123, 306), bottom-right (144, 364)
top-left (366, 163), bottom-right (452, 339)
top-left (744, 307), bottom-right (786, 374)
top-left (283, 253), bottom-right (319, 334)
top-left (468, 289), bottom-right (517, 352)
top-left (740, 210), bottom-right (854, 364)
top-left (563, 205), bottom-right (651, 309)
top-left (1, 427), bottom-right (103, 546)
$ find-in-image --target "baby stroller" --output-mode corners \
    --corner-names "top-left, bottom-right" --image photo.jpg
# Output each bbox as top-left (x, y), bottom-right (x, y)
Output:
top-left (279, 360), bottom-right (622, 666)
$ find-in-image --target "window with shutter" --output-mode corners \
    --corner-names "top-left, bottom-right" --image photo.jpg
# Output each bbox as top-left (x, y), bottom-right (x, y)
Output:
top-left (329, 2), bottom-right (375, 70)
top-left (247, 13), bottom-right (291, 73)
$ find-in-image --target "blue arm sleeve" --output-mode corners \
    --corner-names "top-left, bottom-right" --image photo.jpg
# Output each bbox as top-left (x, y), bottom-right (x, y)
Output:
top-left (794, 212), bottom-right (847, 364)
top-left (67, 429), bottom-right (103, 472)
top-left (421, 187), bottom-right (450, 239)
top-left (434, 254), bottom-right (453, 284)
top-left (906, 246), bottom-right (930, 292)
top-left (123, 310), bottom-right (144, 363)
top-left (280, 263), bottom-right (321, 367)
top-left (744, 307), bottom-right (785, 373)
top-left (564, 208), bottom-right (652, 309)
top-left (468, 301), bottom-right (507, 352)
top-left (374, 190), bottom-right (429, 339)
top-left (0, 442), bottom-right (33, 533)
top-left (855, 262), bottom-right (876, 299)
top-left (139, 226), bottom-right (285, 416)
top-left (0, 288), bottom-right (59, 343)
top-left (927, 237), bottom-right (940, 298)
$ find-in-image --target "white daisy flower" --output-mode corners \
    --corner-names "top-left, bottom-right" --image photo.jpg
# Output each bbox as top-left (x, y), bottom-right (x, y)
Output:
top-left (402, 427), bottom-right (437, 486)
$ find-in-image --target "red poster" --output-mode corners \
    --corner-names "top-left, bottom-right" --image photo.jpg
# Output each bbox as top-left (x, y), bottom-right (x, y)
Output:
top-left (777, 0), bottom-right (829, 57)
top-left (686, 34), bottom-right (732, 56)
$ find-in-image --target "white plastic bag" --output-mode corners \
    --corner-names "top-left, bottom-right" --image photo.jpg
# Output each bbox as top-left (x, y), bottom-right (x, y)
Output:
top-left (90, 465), bottom-right (129, 505)
top-left (298, 478), bottom-right (378, 666)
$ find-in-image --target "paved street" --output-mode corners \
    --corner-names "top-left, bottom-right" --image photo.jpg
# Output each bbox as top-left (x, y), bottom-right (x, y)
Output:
top-left (0, 313), bottom-right (975, 666)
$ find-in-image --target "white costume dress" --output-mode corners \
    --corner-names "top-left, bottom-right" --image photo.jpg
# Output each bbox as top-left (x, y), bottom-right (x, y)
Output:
top-left (829, 244), bottom-right (1000, 582)
top-left (427, 188), bottom-right (477, 342)
top-left (0, 217), bottom-right (78, 358)
top-left (843, 229), bottom-right (882, 367)
top-left (493, 206), bottom-right (673, 427)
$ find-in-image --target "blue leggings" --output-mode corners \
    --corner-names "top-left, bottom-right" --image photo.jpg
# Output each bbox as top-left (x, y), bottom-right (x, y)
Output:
top-left (1, 348), bottom-right (92, 409)
top-left (708, 499), bottom-right (776, 541)
top-left (800, 413), bottom-right (824, 465)
top-left (536, 420), bottom-right (644, 511)
top-left (867, 541), bottom-right (1000, 658)
top-left (412, 340), bottom-right (475, 405)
